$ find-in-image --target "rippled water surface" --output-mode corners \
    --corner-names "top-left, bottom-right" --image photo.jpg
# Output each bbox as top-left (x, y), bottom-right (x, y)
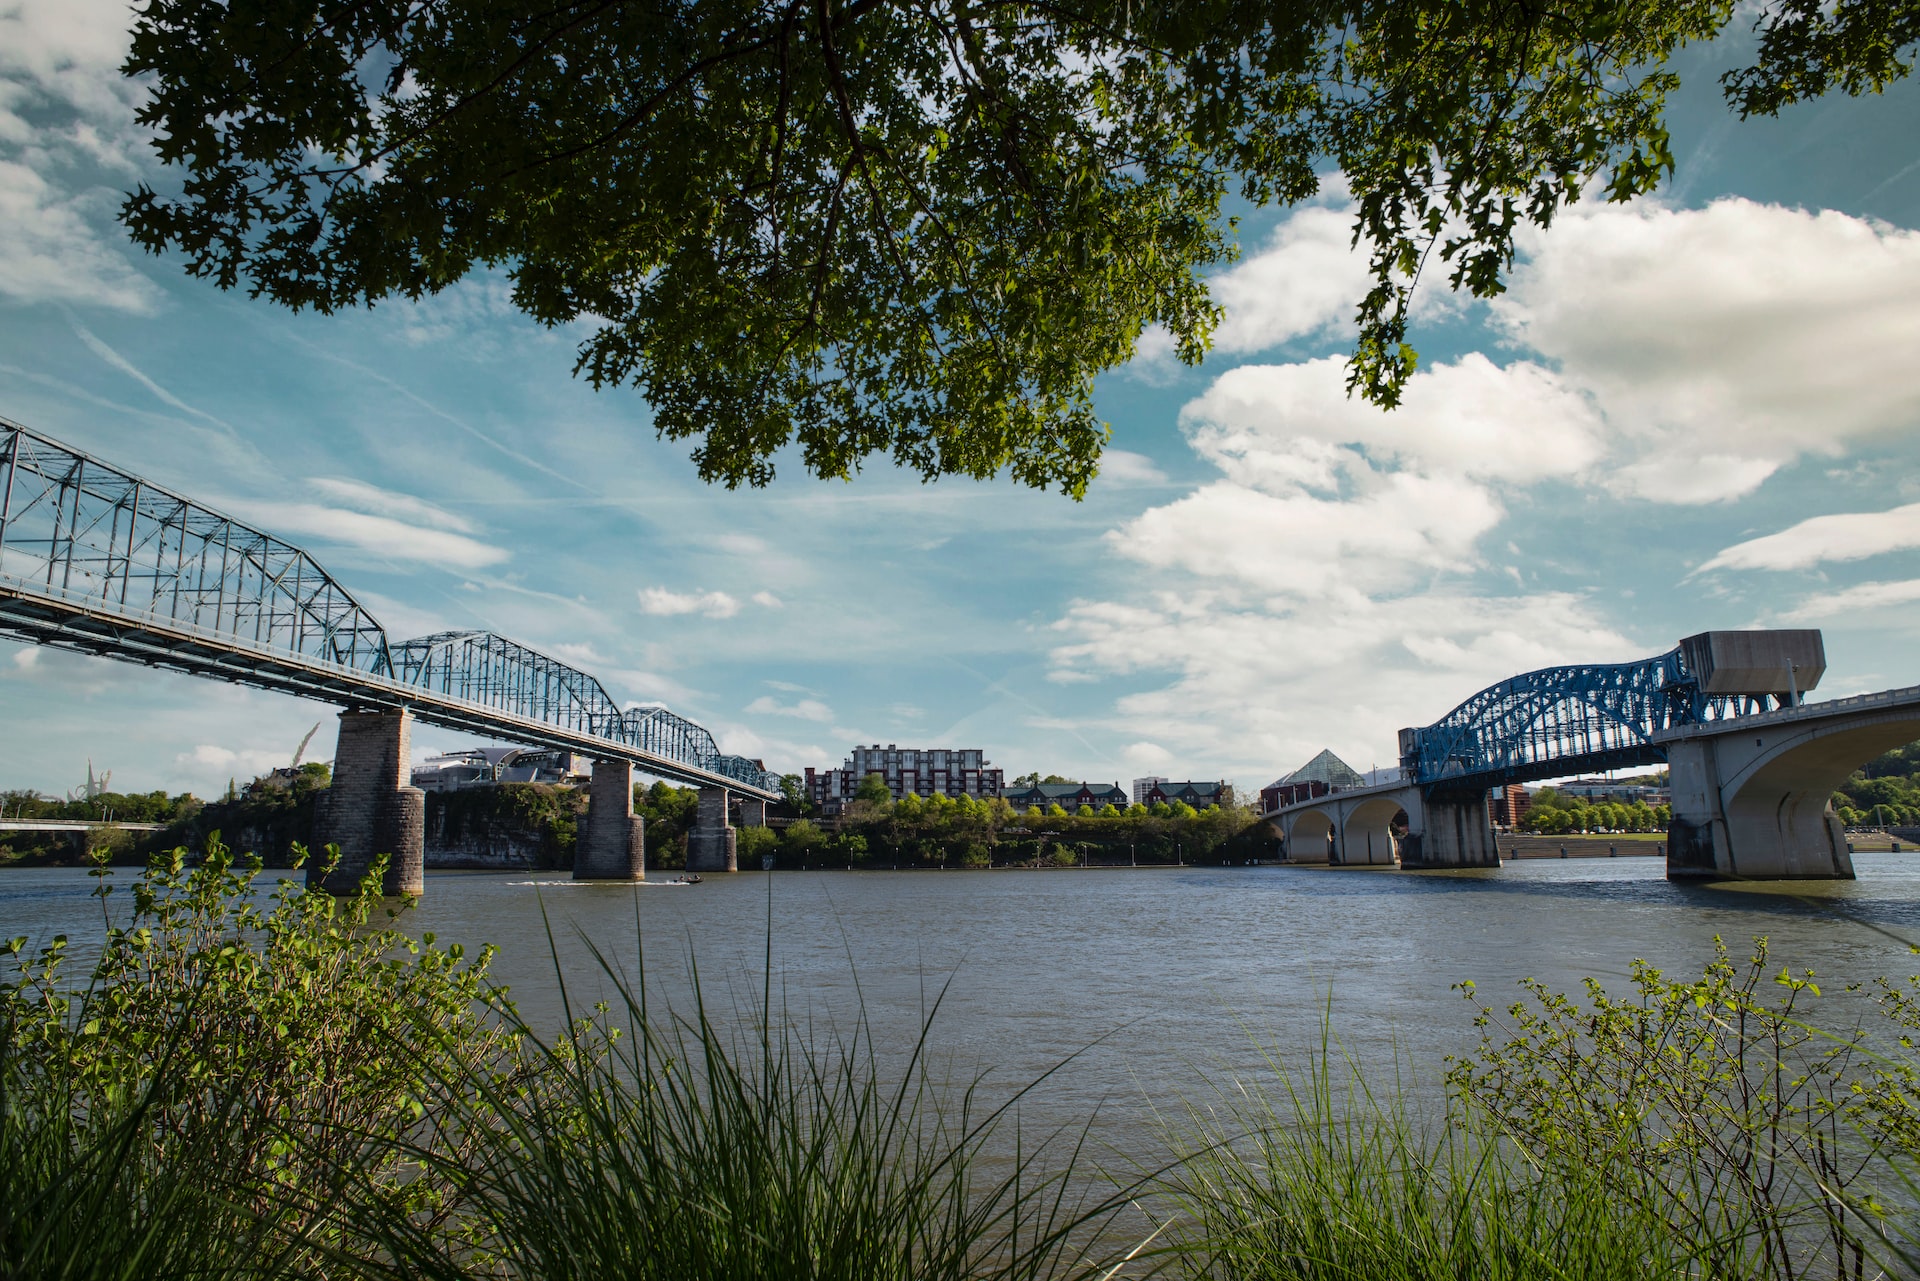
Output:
top-left (8, 855), bottom-right (1920, 1136)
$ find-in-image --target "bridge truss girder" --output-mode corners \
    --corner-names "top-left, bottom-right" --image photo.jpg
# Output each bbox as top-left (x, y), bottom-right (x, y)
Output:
top-left (1401, 645), bottom-right (1759, 796)
top-left (0, 420), bottom-right (780, 799)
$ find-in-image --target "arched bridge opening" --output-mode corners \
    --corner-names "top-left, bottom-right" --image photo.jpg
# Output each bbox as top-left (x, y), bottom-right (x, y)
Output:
top-left (1343, 797), bottom-right (1406, 866)
top-left (1284, 808), bottom-right (1336, 864)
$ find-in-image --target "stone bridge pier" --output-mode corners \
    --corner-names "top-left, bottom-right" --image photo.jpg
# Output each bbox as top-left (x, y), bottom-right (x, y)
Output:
top-left (575, 758), bottom-right (645, 880)
top-left (310, 707), bottom-right (425, 896)
top-left (686, 785), bottom-right (737, 872)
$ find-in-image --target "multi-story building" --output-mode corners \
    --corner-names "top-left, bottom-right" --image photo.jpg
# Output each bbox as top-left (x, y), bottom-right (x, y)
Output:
top-left (1552, 777), bottom-right (1671, 807)
top-left (804, 745), bottom-right (1004, 815)
top-left (1488, 782), bottom-right (1531, 828)
top-left (1006, 781), bottom-right (1130, 813)
top-left (1131, 776), bottom-right (1169, 807)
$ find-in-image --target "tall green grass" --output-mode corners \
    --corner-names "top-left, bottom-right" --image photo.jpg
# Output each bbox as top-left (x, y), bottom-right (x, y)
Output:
top-left (7, 846), bottom-right (1920, 1280)
top-left (1160, 1030), bottom-right (1751, 1281)
top-left (374, 943), bottom-right (1149, 1281)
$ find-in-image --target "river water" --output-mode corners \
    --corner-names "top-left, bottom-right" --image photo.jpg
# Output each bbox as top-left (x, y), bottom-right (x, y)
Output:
top-left (7, 854), bottom-right (1920, 1144)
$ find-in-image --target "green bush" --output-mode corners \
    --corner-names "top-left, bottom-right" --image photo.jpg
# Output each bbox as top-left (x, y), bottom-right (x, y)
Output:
top-left (735, 824), bottom-right (778, 864)
top-left (1450, 939), bottom-right (1902, 1277)
top-left (0, 843), bottom-right (506, 1279)
top-left (1167, 1044), bottom-right (1713, 1281)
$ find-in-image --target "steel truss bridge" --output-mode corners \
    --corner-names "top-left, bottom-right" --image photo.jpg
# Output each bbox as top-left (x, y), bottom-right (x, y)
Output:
top-left (1399, 643), bottom-right (1779, 797)
top-left (0, 420), bottom-right (780, 799)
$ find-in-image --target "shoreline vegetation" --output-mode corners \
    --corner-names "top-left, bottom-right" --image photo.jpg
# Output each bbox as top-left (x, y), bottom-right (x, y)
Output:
top-left (0, 778), bottom-right (1273, 872)
top-left (10, 736), bottom-right (1920, 872)
top-left (7, 844), bottom-right (1920, 1279)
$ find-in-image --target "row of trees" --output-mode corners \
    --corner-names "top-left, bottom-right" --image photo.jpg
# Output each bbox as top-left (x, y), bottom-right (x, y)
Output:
top-left (0, 788), bottom-right (201, 825)
top-left (1834, 744), bottom-right (1920, 827)
top-left (742, 788), bottom-right (1268, 870)
top-left (1517, 787), bottom-right (1669, 836)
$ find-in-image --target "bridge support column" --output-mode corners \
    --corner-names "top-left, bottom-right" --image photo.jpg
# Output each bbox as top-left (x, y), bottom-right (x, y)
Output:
top-left (1666, 738), bottom-right (1855, 880)
top-left (310, 708), bottom-right (425, 897)
top-left (575, 758), bottom-right (645, 881)
top-left (1400, 793), bottom-right (1498, 870)
top-left (738, 796), bottom-right (766, 828)
top-left (686, 786), bottom-right (736, 873)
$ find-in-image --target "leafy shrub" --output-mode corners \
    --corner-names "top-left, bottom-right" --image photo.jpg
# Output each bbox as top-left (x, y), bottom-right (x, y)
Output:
top-left (0, 843), bottom-right (508, 1279)
top-left (735, 824), bottom-right (778, 864)
top-left (1449, 939), bottom-right (1900, 1277)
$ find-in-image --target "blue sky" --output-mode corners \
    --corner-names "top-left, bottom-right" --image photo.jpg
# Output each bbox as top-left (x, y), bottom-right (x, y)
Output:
top-left (2, 3), bottom-right (1918, 801)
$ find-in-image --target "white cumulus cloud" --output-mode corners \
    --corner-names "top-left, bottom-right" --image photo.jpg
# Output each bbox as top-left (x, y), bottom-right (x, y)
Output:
top-left (1050, 589), bottom-right (1640, 775)
top-left (0, 1), bottom-right (162, 312)
top-left (1498, 197), bottom-right (1920, 502)
top-left (1209, 201), bottom-right (1375, 353)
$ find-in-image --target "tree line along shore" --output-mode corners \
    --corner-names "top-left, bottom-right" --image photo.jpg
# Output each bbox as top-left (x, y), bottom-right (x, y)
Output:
top-left (12, 738), bottom-right (1920, 871)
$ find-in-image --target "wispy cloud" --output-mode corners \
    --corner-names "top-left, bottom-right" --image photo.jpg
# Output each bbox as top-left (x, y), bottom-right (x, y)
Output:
top-left (309, 477), bottom-right (478, 534)
top-left (68, 317), bottom-right (246, 439)
top-left (228, 501), bottom-right (509, 572)
top-left (1698, 502), bottom-right (1920, 573)
top-left (744, 694), bottom-right (834, 722)
top-left (281, 335), bottom-right (595, 494)
top-left (1781, 578), bottom-right (1920, 621)
top-left (638, 587), bottom-right (741, 619)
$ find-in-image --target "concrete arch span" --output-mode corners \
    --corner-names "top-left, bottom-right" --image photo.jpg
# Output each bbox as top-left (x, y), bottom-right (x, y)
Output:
top-left (1668, 706), bottom-right (1920, 880)
top-left (1284, 807), bottom-right (1337, 864)
top-left (1342, 797), bottom-right (1407, 866)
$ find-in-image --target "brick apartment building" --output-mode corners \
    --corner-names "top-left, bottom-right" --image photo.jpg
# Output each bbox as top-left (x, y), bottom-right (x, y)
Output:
top-left (804, 745), bottom-right (1005, 816)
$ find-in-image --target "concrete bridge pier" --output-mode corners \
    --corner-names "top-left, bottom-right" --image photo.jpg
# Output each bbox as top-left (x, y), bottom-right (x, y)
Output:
top-left (310, 707), bottom-right (425, 897)
top-left (1665, 732), bottom-right (1860, 881)
top-left (575, 758), bottom-right (645, 880)
top-left (686, 785), bottom-right (737, 872)
top-left (1399, 792), bottom-right (1499, 870)
top-left (737, 796), bottom-right (767, 828)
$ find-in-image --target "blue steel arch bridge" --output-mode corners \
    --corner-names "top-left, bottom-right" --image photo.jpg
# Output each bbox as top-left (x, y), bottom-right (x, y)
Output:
top-left (1397, 634), bottom-right (1817, 798)
top-left (0, 419), bottom-right (781, 800)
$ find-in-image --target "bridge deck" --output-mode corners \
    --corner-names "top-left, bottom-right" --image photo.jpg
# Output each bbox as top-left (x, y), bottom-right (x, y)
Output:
top-left (0, 579), bottom-right (781, 800)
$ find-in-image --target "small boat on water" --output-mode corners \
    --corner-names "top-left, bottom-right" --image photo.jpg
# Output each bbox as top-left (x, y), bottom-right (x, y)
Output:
top-left (673, 873), bottom-right (703, 885)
